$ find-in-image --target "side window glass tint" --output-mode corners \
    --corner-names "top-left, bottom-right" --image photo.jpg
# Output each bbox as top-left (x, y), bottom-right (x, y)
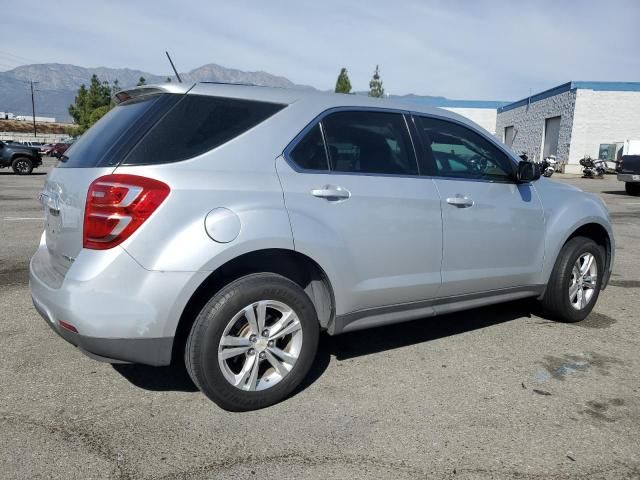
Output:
top-left (414, 116), bottom-right (513, 181)
top-left (289, 124), bottom-right (329, 171)
top-left (123, 95), bottom-right (285, 165)
top-left (322, 111), bottom-right (418, 175)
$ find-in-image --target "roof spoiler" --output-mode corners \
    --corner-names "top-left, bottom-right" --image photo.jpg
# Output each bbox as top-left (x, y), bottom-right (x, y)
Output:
top-left (112, 83), bottom-right (195, 105)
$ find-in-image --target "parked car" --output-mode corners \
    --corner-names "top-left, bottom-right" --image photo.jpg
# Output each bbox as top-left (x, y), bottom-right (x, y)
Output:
top-left (30, 83), bottom-right (614, 411)
top-left (40, 143), bottom-right (55, 155)
top-left (616, 154), bottom-right (640, 195)
top-left (50, 142), bottom-right (71, 158)
top-left (22, 141), bottom-right (46, 148)
top-left (0, 140), bottom-right (43, 174)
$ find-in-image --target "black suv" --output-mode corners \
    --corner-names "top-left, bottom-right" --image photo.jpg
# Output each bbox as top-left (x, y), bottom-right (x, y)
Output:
top-left (0, 141), bottom-right (43, 174)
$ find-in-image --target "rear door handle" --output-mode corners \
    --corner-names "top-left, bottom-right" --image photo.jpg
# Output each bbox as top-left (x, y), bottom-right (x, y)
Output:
top-left (446, 195), bottom-right (474, 208)
top-left (311, 185), bottom-right (351, 201)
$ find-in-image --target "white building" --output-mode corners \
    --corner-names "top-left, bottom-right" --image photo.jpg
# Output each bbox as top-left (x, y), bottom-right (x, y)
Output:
top-left (393, 97), bottom-right (504, 134)
top-left (496, 81), bottom-right (640, 173)
top-left (441, 106), bottom-right (498, 135)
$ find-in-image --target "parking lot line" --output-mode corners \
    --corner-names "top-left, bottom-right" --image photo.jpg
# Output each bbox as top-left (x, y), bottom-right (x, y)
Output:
top-left (2, 217), bottom-right (44, 221)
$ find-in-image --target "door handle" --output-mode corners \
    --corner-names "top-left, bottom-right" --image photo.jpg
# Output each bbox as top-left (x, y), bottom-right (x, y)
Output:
top-left (311, 185), bottom-right (351, 201)
top-left (446, 195), bottom-right (474, 207)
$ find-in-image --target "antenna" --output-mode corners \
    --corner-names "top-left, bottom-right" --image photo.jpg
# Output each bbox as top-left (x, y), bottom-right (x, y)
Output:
top-left (165, 51), bottom-right (182, 83)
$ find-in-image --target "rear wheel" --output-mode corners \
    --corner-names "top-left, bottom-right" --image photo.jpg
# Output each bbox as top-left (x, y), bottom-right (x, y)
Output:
top-left (625, 182), bottom-right (640, 196)
top-left (185, 273), bottom-right (319, 411)
top-left (540, 236), bottom-right (604, 322)
top-left (12, 157), bottom-right (33, 175)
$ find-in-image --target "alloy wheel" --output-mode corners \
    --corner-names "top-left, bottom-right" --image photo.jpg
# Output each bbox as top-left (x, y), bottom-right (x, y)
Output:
top-left (569, 252), bottom-right (598, 310)
top-left (217, 300), bottom-right (303, 391)
top-left (15, 160), bottom-right (30, 174)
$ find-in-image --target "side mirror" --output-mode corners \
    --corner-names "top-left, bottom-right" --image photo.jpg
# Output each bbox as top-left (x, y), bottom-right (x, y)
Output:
top-left (516, 161), bottom-right (540, 183)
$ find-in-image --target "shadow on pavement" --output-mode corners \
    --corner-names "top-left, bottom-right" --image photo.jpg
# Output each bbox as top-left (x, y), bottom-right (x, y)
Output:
top-left (601, 190), bottom-right (629, 196)
top-left (113, 362), bottom-right (198, 392)
top-left (326, 299), bottom-right (534, 361)
top-left (113, 299), bottom-right (534, 396)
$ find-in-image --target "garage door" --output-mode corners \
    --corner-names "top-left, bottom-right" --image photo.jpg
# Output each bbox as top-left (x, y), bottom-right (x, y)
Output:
top-left (543, 116), bottom-right (561, 158)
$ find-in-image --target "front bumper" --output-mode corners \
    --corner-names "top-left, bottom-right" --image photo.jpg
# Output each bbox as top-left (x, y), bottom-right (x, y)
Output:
top-left (29, 238), bottom-right (208, 366)
top-left (617, 173), bottom-right (640, 182)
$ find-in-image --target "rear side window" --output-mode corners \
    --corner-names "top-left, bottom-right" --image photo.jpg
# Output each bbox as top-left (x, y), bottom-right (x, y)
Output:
top-left (288, 124), bottom-right (329, 171)
top-left (59, 94), bottom-right (174, 168)
top-left (322, 111), bottom-right (418, 175)
top-left (123, 95), bottom-right (285, 165)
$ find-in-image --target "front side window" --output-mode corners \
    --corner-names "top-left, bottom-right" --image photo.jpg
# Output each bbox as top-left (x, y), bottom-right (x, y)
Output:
top-left (321, 111), bottom-right (418, 175)
top-left (414, 116), bottom-right (514, 181)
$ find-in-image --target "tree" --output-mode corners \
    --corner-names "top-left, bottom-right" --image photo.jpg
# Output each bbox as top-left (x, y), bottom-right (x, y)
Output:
top-left (368, 65), bottom-right (384, 98)
top-left (68, 74), bottom-right (113, 134)
top-left (88, 104), bottom-right (110, 125)
top-left (334, 67), bottom-right (352, 94)
top-left (137, 76), bottom-right (146, 86)
top-left (68, 84), bottom-right (89, 128)
top-left (111, 79), bottom-right (120, 95)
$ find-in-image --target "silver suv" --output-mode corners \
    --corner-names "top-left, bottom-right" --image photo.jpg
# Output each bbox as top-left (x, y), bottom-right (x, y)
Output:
top-left (30, 83), bottom-right (613, 411)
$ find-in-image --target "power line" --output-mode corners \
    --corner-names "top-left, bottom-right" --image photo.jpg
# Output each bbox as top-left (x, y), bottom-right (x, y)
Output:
top-left (0, 49), bottom-right (41, 64)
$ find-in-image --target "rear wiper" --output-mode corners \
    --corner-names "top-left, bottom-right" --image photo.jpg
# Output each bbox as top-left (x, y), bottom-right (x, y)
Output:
top-left (59, 155), bottom-right (69, 163)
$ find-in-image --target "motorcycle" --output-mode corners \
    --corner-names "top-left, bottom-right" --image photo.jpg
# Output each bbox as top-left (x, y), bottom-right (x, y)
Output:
top-left (540, 155), bottom-right (557, 177)
top-left (580, 156), bottom-right (606, 178)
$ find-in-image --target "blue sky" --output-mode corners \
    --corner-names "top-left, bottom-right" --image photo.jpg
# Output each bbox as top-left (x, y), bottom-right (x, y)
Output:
top-left (2, 0), bottom-right (639, 100)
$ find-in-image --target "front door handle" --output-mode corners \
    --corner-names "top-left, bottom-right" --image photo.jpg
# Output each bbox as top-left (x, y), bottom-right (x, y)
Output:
top-left (446, 195), bottom-right (474, 208)
top-left (311, 185), bottom-right (351, 201)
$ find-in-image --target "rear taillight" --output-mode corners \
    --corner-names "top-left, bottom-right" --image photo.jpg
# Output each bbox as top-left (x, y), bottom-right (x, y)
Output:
top-left (83, 174), bottom-right (170, 250)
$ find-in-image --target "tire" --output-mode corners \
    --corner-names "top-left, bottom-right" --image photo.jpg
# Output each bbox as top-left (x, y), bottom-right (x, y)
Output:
top-left (540, 236), bottom-right (605, 322)
top-left (625, 182), bottom-right (640, 196)
top-left (185, 273), bottom-right (320, 411)
top-left (11, 157), bottom-right (33, 175)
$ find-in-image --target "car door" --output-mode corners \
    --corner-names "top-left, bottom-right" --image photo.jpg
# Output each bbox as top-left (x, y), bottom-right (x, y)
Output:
top-left (412, 114), bottom-right (545, 297)
top-left (275, 109), bottom-right (443, 316)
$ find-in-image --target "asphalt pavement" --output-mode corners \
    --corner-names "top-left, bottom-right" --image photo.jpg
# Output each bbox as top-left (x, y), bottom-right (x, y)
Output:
top-left (1, 160), bottom-right (639, 479)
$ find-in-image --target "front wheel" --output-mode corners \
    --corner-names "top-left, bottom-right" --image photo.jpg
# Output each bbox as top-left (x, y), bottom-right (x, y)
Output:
top-left (12, 157), bottom-right (33, 175)
top-left (185, 273), bottom-right (319, 411)
top-left (625, 182), bottom-right (640, 196)
top-left (540, 236), bottom-right (605, 322)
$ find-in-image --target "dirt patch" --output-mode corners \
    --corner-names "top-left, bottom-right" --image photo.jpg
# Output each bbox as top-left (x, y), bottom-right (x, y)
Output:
top-left (0, 119), bottom-right (70, 134)
top-left (0, 263), bottom-right (29, 287)
top-left (539, 352), bottom-right (623, 381)
top-left (581, 398), bottom-right (626, 424)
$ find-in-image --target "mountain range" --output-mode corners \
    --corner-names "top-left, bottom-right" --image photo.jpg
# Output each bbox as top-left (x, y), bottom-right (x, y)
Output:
top-left (0, 63), bottom-right (313, 122)
top-left (0, 63), bottom-right (507, 123)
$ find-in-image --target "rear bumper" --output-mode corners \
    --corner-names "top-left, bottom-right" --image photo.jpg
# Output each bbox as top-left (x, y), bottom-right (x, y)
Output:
top-left (29, 237), bottom-right (208, 366)
top-left (32, 295), bottom-right (172, 365)
top-left (617, 173), bottom-right (640, 182)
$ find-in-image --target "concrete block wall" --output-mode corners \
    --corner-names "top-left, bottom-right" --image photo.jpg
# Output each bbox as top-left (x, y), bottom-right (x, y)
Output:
top-left (570, 90), bottom-right (640, 164)
top-left (495, 90), bottom-right (576, 163)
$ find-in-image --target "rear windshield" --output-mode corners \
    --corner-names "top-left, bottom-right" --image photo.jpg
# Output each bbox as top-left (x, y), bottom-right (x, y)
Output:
top-left (122, 95), bottom-right (285, 165)
top-left (58, 94), bottom-right (177, 168)
top-left (58, 94), bottom-right (285, 168)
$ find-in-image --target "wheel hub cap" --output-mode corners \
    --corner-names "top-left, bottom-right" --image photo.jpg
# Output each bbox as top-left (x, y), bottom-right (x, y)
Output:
top-left (218, 300), bottom-right (303, 392)
top-left (569, 252), bottom-right (598, 310)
